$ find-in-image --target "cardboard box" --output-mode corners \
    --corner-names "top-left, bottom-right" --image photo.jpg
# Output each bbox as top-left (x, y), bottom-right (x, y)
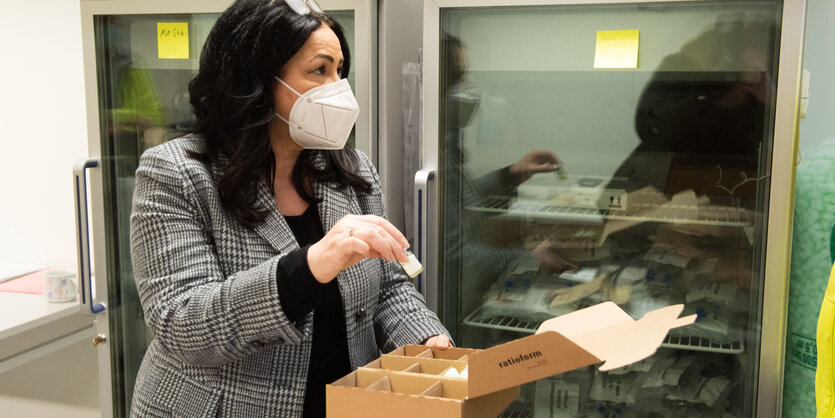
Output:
top-left (327, 302), bottom-right (696, 417)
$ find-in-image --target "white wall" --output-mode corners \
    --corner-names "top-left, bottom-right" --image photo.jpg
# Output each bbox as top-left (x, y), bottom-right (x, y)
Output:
top-left (0, 0), bottom-right (89, 270)
top-left (799, 0), bottom-right (835, 154)
top-left (0, 1), bottom-right (98, 415)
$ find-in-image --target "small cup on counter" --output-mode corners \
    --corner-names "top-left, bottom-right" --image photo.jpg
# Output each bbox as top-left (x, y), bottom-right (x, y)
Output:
top-left (44, 270), bottom-right (78, 303)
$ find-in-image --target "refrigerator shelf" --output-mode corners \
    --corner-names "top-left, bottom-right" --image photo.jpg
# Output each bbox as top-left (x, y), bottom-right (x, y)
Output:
top-left (461, 309), bottom-right (745, 354)
top-left (467, 195), bottom-right (752, 227)
top-left (498, 409), bottom-right (531, 418)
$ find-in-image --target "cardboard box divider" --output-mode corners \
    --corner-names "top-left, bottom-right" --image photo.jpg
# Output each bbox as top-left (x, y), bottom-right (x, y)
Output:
top-left (355, 368), bottom-right (470, 399)
top-left (327, 302), bottom-right (697, 417)
top-left (402, 363), bottom-right (421, 373)
top-left (388, 345), bottom-right (477, 360)
top-left (374, 353), bottom-right (469, 375)
top-left (328, 366), bottom-right (520, 417)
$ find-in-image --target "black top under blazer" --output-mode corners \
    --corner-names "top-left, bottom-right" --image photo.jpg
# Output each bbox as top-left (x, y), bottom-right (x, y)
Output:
top-left (129, 135), bottom-right (449, 417)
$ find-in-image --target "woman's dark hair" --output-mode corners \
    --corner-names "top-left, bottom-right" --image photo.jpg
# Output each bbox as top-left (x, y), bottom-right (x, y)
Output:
top-left (440, 33), bottom-right (465, 95)
top-left (189, 0), bottom-right (371, 228)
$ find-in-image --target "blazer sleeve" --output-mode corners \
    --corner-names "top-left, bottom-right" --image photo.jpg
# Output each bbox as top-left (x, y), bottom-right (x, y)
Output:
top-left (129, 144), bottom-right (303, 367)
top-left (353, 152), bottom-right (452, 351)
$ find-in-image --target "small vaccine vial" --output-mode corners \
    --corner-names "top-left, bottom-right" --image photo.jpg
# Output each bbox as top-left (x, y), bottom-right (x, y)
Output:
top-left (399, 250), bottom-right (424, 278)
top-left (552, 163), bottom-right (567, 181)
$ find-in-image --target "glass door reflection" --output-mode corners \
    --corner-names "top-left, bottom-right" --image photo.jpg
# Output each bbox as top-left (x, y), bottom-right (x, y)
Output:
top-left (437, 2), bottom-right (780, 416)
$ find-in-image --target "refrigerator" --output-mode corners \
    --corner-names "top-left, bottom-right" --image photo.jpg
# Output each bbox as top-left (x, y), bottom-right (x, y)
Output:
top-left (75, 0), bottom-right (377, 416)
top-left (413, 0), bottom-right (806, 417)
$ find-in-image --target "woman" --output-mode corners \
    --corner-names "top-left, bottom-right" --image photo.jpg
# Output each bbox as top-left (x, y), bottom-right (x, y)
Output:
top-left (129, 0), bottom-right (450, 416)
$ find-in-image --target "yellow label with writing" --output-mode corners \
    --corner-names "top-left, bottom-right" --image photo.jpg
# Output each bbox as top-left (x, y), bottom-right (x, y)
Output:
top-left (157, 22), bottom-right (189, 59)
top-left (594, 30), bottom-right (639, 69)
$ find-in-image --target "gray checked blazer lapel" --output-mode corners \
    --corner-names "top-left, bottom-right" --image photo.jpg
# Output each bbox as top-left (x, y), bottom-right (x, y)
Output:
top-left (246, 152), bottom-right (364, 257)
top-left (308, 151), bottom-right (363, 234)
top-left (251, 180), bottom-right (300, 255)
top-left (209, 149), bottom-right (300, 257)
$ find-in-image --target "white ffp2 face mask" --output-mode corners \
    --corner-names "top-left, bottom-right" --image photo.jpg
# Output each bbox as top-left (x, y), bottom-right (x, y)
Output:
top-left (274, 77), bottom-right (360, 150)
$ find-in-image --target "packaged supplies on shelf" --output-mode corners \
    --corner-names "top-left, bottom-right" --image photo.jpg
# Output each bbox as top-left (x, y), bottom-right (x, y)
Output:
top-left (561, 239), bottom-right (618, 263)
top-left (527, 225), bottom-right (605, 250)
top-left (642, 354), bottom-right (705, 389)
top-left (477, 257), bottom-right (541, 319)
top-left (475, 260), bottom-right (624, 323)
top-left (641, 256), bottom-right (689, 292)
top-left (613, 266), bottom-right (653, 285)
top-left (624, 280), bottom-right (685, 319)
top-left (685, 281), bottom-right (746, 308)
top-left (578, 401), bottom-right (628, 418)
top-left (559, 268), bottom-right (600, 284)
top-left (503, 256), bottom-right (540, 277)
top-left (546, 275), bottom-right (606, 309)
top-left (651, 223), bottom-right (735, 254)
top-left (670, 303), bottom-right (745, 345)
top-left (534, 379), bottom-right (580, 418)
top-left (588, 370), bottom-right (645, 404)
top-left (515, 174), bottom-right (628, 212)
top-left (643, 245), bottom-right (695, 269)
top-left (478, 273), bottom-right (579, 323)
top-left (641, 350), bottom-right (739, 408)
top-left (597, 188), bottom-right (709, 243)
top-left (326, 303), bottom-right (696, 418)
top-left (525, 232), bottom-right (617, 274)
top-left (609, 258), bottom-right (687, 296)
top-left (582, 282), bottom-right (633, 307)
top-left (659, 215), bottom-right (749, 241)
top-left (689, 257), bottom-right (720, 278)
top-left (666, 375), bottom-right (734, 408)
top-left (607, 349), bottom-right (674, 377)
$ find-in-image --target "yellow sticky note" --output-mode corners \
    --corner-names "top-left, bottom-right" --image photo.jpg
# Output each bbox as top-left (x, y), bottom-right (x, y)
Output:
top-left (594, 30), bottom-right (639, 69)
top-left (157, 22), bottom-right (189, 59)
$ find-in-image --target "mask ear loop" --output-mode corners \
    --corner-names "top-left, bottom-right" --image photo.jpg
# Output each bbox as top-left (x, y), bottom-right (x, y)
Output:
top-left (275, 76), bottom-right (303, 97)
top-left (274, 111), bottom-right (296, 128)
top-left (274, 77), bottom-right (302, 128)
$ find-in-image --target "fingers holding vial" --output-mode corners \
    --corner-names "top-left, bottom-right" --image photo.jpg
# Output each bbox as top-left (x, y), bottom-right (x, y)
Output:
top-left (309, 214), bottom-right (423, 282)
top-left (343, 215), bottom-right (423, 278)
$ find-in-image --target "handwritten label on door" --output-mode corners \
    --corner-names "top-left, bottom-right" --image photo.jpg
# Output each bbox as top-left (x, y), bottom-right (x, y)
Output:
top-left (157, 22), bottom-right (189, 59)
top-left (594, 30), bottom-right (639, 69)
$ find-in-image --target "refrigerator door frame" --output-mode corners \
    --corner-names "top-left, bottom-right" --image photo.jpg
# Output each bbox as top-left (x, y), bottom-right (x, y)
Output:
top-left (79, 1), bottom-right (377, 416)
top-left (420, 0), bottom-right (806, 416)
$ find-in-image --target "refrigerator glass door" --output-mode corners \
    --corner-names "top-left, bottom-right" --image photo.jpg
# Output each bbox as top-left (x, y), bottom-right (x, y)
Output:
top-left (92, 10), bottom-right (355, 416)
top-left (437, 1), bottom-right (781, 416)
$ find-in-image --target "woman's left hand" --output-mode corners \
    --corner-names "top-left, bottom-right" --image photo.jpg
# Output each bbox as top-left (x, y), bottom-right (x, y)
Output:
top-left (423, 335), bottom-right (451, 350)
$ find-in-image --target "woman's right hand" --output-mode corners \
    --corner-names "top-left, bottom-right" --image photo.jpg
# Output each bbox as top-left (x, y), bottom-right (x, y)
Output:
top-left (307, 214), bottom-right (410, 283)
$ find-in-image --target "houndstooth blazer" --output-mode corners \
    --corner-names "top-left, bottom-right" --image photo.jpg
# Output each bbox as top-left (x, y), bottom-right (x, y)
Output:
top-left (129, 135), bottom-right (449, 417)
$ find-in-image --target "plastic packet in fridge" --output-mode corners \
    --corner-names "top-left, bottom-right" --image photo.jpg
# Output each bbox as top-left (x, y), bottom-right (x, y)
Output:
top-left (666, 375), bottom-right (734, 408)
top-left (588, 370), bottom-right (644, 405)
top-left (686, 281), bottom-right (739, 305)
top-left (534, 379), bottom-right (580, 418)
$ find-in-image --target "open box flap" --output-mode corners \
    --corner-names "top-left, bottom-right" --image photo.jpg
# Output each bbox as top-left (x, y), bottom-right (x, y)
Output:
top-left (466, 302), bottom-right (695, 398)
top-left (569, 304), bottom-right (696, 371)
top-left (535, 301), bottom-right (634, 339)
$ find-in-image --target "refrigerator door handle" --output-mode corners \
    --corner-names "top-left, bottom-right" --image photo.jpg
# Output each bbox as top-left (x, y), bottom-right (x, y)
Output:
top-left (414, 169), bottom-right (437, 312)
top-left (73, 159), bottom-right (106, 315)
